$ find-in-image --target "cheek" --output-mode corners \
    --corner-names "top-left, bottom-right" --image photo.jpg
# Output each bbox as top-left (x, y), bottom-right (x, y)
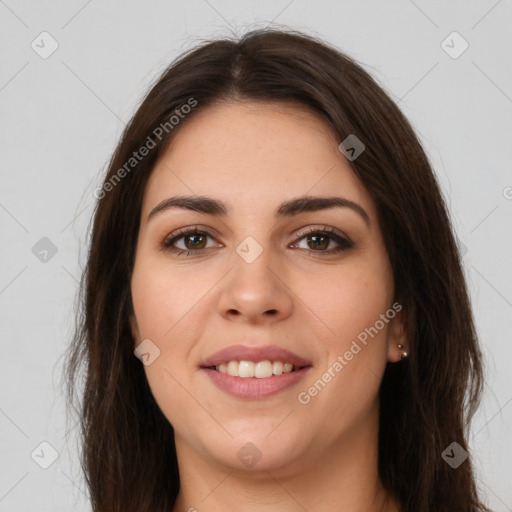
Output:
top-left (293, 254), bottom-right (393, 414)
top-left (131, 260), bottom-right (210, 431)
top-left (301, 259), bottom-right (394, 414)
top-left (131, 254), bottom-right (209, 340)
top-left (293, 254), bottom-right (393, 348)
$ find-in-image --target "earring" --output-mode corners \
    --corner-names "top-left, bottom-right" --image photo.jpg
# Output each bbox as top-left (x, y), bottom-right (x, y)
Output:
top-left (398, 344), bottom-right (408, 359)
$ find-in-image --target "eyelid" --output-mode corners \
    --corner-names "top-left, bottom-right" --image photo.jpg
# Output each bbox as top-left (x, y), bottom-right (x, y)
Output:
top-left (292, 224), bottom-right (352, 243)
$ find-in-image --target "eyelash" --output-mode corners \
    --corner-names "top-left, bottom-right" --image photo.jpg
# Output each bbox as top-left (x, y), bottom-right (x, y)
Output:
top-left (160, 225), bottom-right (354, 257)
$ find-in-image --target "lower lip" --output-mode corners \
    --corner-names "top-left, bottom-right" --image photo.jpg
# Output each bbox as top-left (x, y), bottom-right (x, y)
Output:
top-left (201, 367), bottom-right (312, 399)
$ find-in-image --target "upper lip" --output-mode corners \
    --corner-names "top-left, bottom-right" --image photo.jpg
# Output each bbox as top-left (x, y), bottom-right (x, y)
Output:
top-left (201, 344), bottom-right (312, 368)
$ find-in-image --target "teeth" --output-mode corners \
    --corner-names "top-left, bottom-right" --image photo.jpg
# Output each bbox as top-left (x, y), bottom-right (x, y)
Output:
top-left (238, 361), bottom-right (255, 378)
top-left (227, 361), bottom-right (238, 377)
top-left (273, 361), bottom-right (283, 375)
top-left (283, 363), bottom-right (293, 373)
top-left (215, 360), bottom-right (298, 378)
top-left (255, 360), bottom-right (272, 378)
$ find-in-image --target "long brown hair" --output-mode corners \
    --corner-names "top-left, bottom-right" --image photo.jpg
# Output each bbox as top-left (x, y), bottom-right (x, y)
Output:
top-left (65, 28), bottom-right (489, 511)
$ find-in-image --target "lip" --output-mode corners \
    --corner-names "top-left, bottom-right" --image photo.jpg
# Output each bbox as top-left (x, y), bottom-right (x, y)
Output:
top-left (201, 367), bottom-right (312, 399)
top-left (200, 344), bottom-right (313, 400)
top-left (201, 344), bottom-right (312, 368)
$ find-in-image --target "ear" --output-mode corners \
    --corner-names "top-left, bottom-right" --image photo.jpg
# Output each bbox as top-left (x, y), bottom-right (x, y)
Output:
top-left (386, 307), bottom-right (408, 363)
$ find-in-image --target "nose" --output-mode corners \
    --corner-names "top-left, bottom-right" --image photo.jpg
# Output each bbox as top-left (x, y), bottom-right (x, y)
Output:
top-left (217, 241), bottom-right (293, 325)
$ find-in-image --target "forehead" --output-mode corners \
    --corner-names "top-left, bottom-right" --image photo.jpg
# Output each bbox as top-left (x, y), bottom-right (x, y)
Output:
top-left (141, 101), bottom-right (375, 220)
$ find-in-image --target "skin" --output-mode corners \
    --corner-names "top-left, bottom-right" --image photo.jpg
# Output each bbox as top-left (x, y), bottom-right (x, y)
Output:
top-left (130, 101), bottom-right (406, 512)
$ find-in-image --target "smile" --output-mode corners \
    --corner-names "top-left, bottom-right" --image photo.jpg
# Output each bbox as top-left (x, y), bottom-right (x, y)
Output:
top-left (201, 363), bottom-right (312, 400)
top-left (210, 360), bottom-right (303, 378)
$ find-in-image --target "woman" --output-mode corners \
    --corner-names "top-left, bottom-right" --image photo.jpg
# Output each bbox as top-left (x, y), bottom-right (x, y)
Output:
top-left (66, 28), bottom-right (489, 511)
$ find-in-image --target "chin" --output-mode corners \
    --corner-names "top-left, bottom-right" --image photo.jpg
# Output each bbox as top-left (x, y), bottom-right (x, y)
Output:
top-left (201, 431), bottom-right (306, 473)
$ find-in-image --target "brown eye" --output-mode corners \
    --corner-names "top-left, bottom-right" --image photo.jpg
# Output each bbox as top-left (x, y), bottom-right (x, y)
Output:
top-left (161, 227), bottom-right (219, 255)
top-left (181, 233), bottom-right (208, 250)
top-left (293, 226), bottom-right (354, 255)
top-left (306, 233), bottom-right (330, 250)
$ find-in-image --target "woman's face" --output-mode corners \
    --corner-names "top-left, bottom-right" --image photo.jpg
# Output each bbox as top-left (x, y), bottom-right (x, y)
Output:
top-left (130, 101), bottom-right (405, 473)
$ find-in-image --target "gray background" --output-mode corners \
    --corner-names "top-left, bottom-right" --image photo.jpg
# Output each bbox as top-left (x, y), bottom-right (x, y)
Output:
top-left (1, 0), bottom-right (511, 510)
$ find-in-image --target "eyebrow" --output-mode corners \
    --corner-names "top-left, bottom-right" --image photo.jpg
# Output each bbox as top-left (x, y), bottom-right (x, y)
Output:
top-left (147, 194), bottom-right (370, 227)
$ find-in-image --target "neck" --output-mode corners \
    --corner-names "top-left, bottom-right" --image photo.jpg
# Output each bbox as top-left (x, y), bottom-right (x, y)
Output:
top-left (171, 406), bottom-right (399, 512)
